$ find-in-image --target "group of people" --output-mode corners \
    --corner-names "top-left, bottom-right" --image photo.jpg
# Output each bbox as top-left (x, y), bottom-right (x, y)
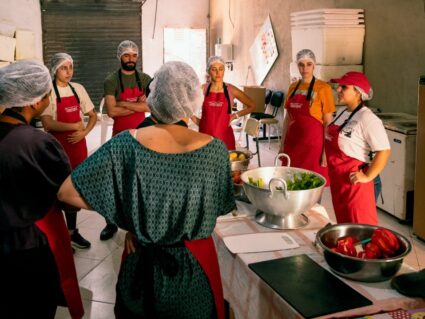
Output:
top-left (0, 40), bottom-right (390, 318)
top-left (282, 49), bottom-right (390, 225)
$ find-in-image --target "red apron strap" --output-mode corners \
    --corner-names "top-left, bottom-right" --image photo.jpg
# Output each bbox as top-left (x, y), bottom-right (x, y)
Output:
top-left (184, 237), bottom-right (225, 319)
top-left (35, 205), bottom-right (84, 319)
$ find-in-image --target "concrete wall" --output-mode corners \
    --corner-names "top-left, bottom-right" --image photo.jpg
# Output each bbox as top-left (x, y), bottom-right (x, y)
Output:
top-left (0, 0), bottom-right (43, 61)
top-left (210, 0), bottom-right (425, 114)
top-left (141, 0), bottom-right (209, 77)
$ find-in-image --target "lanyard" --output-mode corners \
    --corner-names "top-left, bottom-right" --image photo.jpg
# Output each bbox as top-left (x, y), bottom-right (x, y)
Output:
top-left (52, 80), bottom-right (80, 104)
top-left (118, 69), bottom-right (142, 93)
top-left (289, 76), bottom-right (316, 101)
top-left (1, 108), bottom-right (28, 125)
top-left (331, 103), bottom-right (364, 132)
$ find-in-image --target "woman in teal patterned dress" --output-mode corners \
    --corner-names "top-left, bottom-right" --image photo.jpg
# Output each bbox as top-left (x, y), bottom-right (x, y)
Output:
top-left (58, 61), bottom-right (236, 319)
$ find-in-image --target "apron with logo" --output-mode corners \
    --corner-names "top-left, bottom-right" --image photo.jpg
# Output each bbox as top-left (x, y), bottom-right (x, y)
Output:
top-left (282, 77), bottom-right (329, 185)
top-left (199, 83), bottom-right (235, 150)
top-left (50, 82), bottom-right (87, 169)
top-left (112, 70), bottom-right (145, 136)
top-left (324, 105), bottom-right (378, 224)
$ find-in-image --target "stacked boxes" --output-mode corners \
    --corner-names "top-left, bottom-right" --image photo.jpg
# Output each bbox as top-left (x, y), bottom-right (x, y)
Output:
top-left (289, 9), bottom-right (365, 105)
top-left (0, 21), bottom-right (36, 68)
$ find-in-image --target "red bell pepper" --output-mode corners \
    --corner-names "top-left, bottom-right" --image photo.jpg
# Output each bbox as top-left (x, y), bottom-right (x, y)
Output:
top-left (358, 242), bottom-right (381, 259)
top-left (335, 236), bottom-right (357, 257)
top-left (371, 228), bottom-right (400, 258)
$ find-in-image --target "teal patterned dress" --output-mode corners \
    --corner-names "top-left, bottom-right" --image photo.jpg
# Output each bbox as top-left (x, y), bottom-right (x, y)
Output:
top-left (71, 131), bottom-right (235, 318)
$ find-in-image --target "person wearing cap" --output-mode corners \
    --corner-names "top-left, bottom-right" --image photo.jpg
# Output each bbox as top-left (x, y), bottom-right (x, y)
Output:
top-left (41, 53), bottom-right (96, 250)
top-left (101, 40), bottom-right (152, 240)
top-left (326, 72), bottom-right (391, 224)
top-left (191, 56), bottom-right (255, 150)
top-left (58, 61), bottom-right (235, 319)
top-left (0, 60), bottom-right (83, 318)
top-left (281, 49), bottom-right (336, 183)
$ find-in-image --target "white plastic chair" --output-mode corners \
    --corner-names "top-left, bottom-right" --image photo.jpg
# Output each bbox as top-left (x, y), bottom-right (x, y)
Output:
top-left (244, 117), bottom-right (261, 167)
top-left (98, 98), bottom-right (113, 145)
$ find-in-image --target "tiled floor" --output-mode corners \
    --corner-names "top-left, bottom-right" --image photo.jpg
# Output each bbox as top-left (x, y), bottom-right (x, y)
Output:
top-left (55, 122), bottom-right (425, 318)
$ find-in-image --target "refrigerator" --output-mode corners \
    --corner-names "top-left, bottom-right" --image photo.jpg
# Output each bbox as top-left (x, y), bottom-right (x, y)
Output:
top-left (413, 76), bottom-right (425, 240)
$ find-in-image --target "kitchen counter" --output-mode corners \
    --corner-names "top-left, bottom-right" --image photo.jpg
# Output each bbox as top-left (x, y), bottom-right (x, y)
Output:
top-left (213, 201), bottom-right (425, 319)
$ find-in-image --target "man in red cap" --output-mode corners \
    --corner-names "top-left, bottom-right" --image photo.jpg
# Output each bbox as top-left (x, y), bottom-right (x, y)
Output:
top-left (325, 72), bottom-right (391, 224)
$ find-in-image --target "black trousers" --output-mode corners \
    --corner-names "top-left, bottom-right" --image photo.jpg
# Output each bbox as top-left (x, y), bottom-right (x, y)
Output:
top-left (0, 245), bottom-right (64, 319)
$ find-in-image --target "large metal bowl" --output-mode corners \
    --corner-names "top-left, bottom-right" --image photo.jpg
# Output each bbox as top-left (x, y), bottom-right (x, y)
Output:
top-left (240, 153), bottom-right (326, 229)
top-left (316, 223), bottom-right (412, 282)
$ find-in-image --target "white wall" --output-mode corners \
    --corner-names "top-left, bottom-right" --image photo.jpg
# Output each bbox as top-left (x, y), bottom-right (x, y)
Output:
top-left (0, 0), bottom-right (42, 61)
top-left (141, 0), bottom-right (209, 77)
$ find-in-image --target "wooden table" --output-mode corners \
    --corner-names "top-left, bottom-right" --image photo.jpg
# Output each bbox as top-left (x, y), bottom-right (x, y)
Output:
top-left (213, 201), bottom-right (425, 319)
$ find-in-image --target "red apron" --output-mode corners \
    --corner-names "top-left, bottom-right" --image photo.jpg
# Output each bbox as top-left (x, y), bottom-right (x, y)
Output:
top-left (118, 236), bottom-right (225, 319)
top-left (199, 90), bottom-right (235, 150)
top-left (325, 123), bottom-right (378, 224)
top-left (35, 205), bottom-right (84, 319)
top-left (112, 87), bottom-right (145, 136)
top-left (282, 81), bottom-right (329, 185)
top-left (50, 94), bottom-right (87, 169)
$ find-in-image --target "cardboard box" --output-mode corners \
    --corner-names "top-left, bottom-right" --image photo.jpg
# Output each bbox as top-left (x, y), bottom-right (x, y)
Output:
top-left (15, 30), bottom-right (36, 60)
top-left (243, 86), bottom-right (266, 112)
top-left (0, 34), bottom-right (16, 62)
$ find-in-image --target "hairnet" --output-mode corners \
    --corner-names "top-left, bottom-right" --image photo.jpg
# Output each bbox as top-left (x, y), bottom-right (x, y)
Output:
top-left (0, 60), bottom-right (52, 108)
top-left (296, 49), bottom-right (316, 64)
top-left (50, 53), bottom-right (73, 76)
top-left (355, 86), bottom-right (374, 101)
top-left (117, 40), bottom-right (139, 60)
top-left (207, 56), bottom-right (225, 70)
top-left (148, 61), bottom-right (203, 123)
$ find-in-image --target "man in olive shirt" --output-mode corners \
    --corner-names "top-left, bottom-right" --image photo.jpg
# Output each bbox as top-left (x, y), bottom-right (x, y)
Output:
top-left (101, 40), bottom-right (152, 240)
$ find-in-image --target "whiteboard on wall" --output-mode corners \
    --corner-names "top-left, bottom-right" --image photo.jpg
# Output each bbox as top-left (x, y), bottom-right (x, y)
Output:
top-left (163, 28), bottom-right (206, 82)
top-left (249, 16), bottom-right (279, 85)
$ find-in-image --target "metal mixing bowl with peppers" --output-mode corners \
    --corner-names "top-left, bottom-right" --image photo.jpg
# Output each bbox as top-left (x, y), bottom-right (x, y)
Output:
top-left (316, 223), bottom-right (412, 282)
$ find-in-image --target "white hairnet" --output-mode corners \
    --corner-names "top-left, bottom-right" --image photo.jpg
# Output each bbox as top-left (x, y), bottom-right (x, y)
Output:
top-left (207, 56), bottom-right (225, 70)
top-left (50, 53), bottom-right (73, 76)
top-left (296, 49), bottom-right (316, 64)
top-left (355, 86), bottom-right (374, 101)
top-left (148, 61), bottom-right (203, 123)
top-left (117, 40), bottom-right (139, 60)
top-left (0, 60), bottom-right (52, 108)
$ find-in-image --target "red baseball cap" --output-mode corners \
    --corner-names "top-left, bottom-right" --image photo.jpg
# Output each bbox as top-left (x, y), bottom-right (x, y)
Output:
top-left (330, 71), bottom-right (371, 95)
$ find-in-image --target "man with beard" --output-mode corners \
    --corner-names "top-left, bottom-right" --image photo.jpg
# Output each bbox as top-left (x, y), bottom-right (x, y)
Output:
top-left (101, 40), bottom-right (152, 240)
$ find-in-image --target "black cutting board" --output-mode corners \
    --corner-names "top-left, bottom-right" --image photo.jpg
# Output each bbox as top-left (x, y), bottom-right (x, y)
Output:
top-left (248, 254), bottom-right (372, 318)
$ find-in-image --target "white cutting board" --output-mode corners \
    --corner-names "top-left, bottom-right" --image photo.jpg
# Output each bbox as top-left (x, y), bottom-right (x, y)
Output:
top-left (223, 233), bottom-right (299, 254)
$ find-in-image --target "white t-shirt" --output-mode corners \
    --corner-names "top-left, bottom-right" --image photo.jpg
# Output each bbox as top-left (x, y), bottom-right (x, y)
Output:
top-left (42, 82), bottom-right (94, 119)
top-left (332, 107), bottom-right (390, 163)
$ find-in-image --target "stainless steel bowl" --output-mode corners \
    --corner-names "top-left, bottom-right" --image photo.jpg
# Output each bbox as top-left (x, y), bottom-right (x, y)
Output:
top-left (240, 154), bottom-right (325, 229)
top-left (316, 223), bottom-right (412, 282)
top-left (229, 149), bottom-right (252, 172)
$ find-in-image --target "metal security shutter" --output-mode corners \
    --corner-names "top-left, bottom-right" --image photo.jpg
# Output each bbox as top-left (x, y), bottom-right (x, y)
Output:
top-left (41, 0), bottom-right (142, 109)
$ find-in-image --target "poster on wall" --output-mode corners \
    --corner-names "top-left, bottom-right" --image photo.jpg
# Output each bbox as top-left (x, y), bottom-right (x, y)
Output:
top-left (249, 15), bottom-right (279, 85)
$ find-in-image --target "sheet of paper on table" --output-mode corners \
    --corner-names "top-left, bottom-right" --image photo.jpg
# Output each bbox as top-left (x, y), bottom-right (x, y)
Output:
top-left (223, 232), bottom-right (300, 254)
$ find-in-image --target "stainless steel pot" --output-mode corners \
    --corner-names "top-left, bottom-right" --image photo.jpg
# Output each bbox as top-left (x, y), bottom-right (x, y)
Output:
top-left (229, 149), bottom-right (252, 172)
top-left (241, 153), bottom-right (326, 229)
top-left (315, 223), bottom-right (412, 282)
